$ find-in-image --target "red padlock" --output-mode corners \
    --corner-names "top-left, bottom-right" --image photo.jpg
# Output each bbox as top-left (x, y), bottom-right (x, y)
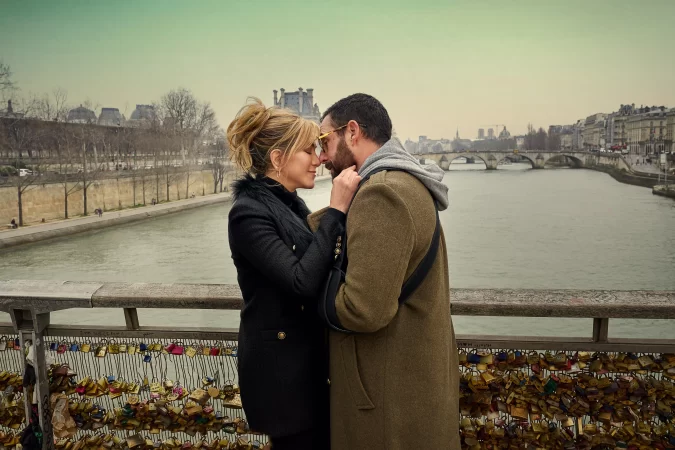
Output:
top-left (171, 344), bottom-right (185, 356)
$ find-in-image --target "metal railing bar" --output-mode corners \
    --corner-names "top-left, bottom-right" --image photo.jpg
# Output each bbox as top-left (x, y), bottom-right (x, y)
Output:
top-left (592, 317), bottom-right (609, 342)
top-left (43, 324), bottom-right (239, 340)
top-left (455, 334), bottom-right (675, 352)
top-left (123, 308), bottom-right (140, 330)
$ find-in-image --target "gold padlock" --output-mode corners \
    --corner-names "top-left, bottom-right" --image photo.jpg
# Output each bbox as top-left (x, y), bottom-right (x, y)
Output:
top-left (638, 355), bottom-right (654, 367)
top-left (207, 387), bottom-right (220, 398)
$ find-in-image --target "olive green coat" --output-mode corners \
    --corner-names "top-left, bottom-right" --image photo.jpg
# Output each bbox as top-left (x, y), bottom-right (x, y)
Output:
top-left (309, 170), bottom-right (460, 450)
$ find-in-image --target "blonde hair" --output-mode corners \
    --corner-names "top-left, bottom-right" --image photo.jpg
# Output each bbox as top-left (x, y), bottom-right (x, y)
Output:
top-left (227, 97), bottom-right (319, 175)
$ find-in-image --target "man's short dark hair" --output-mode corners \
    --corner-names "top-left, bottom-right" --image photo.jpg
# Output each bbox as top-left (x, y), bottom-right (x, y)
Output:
top-left (322, 93), bottom-right (392, 146)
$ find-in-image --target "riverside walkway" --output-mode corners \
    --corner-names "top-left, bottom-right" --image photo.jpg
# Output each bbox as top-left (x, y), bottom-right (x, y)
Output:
top-left (0, 192), bottom-right (232, 250)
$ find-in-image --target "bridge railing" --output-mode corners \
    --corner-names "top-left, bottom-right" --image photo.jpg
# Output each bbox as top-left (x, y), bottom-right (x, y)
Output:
top-left (1, 281), bottom-right (674, 449)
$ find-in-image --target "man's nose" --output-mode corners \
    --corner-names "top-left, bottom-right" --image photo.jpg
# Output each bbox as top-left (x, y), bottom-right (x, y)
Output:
top-left (319, 152), bottom-right (328, 164)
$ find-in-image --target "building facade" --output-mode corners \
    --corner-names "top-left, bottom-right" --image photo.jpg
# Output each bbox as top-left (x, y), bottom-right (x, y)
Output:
top-left (571, 120), bottom-right (584, 150)
top-left (67, 105), bottom-right (97, 124)
top-left (667, 109), bottom-right (675, 153)
top-left (98, 108), bottom-right (126, 127)
top-left (273, 88), bottom-right (321, 123)
top-left (477, 128), bottom-right (485, 139)
top-left (548, 125), bottom-right (574, 150)
top-left (604, 104), bottom-right (635, 149)
top-left (582, 113), bottom-right (607, 150)
top-left (560, 133), bottom-right (573, 150)
top-left (126, 105), bottom-right (156, 128)
top-left (626, 106), bottom-right (669, 155)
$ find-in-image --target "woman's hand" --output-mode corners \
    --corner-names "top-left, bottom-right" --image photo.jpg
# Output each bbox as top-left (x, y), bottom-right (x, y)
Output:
top-left (329, 166), bottom-right (362, 213)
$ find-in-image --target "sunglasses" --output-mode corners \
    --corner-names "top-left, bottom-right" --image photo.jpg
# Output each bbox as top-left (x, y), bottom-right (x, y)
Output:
top-left (317, 123), bottom-right (367, 152)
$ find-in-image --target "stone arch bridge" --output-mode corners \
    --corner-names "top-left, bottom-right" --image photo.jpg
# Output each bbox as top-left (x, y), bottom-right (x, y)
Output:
top-left (418, 150), bottom-right (631, 171)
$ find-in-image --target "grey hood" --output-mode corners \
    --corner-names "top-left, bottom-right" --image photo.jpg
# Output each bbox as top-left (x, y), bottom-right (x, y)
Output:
top-left (359, 137), bottom-right (449, 210)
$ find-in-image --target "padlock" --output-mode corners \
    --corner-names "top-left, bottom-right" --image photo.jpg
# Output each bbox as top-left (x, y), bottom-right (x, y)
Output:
top-left (95, 345), bottom-right (107, 357)
top-left (638, 355), bottom-right (654, 368)
top-left (478, 352), bottom-right (493, 365)
top-left (172, 344), bottom-right (186, 355)
top-left (107, 341), bottom-right (120, 354)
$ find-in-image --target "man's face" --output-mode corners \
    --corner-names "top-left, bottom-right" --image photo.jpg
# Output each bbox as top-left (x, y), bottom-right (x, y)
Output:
top-left (319, 116), bottom-right (356, 178)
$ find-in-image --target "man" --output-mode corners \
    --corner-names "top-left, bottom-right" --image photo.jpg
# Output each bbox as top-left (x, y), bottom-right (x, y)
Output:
top-left (309, 93), bottom-right (460, 449)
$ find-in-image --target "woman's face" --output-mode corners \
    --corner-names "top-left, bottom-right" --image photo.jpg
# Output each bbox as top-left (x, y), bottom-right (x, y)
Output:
top-left (278, 144), bottom-right (321, 191)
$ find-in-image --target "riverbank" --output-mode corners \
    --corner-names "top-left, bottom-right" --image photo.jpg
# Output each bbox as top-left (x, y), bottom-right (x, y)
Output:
top-left (653, 185), bottom-right (675, 200)
top-left (0, 175), bottom-right (333, 250)
top-left (587, 165), bottom-right (660, 189)
top-left (0, 192), bottom-right (232, 250)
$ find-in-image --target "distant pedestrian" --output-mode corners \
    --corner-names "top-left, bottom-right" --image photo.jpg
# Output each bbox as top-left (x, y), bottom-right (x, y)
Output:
top-left (97, 208), bottom-right (103, 217)
top-left (10, 219), bottom-right (17, 229)
top-left (151, 198), bottom-right (156, 205)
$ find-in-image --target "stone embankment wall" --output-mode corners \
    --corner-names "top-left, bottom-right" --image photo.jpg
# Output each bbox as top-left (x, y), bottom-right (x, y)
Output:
top-left (585, 163), bottom-right (660, 189)
top-left (0, 170), bottom-right (239, 226)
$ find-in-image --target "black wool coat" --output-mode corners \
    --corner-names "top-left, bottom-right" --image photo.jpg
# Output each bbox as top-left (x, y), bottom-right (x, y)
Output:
top-left (228, 175), bottom-right (345, 437)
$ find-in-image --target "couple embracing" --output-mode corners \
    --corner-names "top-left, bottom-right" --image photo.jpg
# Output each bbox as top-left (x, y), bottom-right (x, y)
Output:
top-left (227, 93), bottom-right (459, 450)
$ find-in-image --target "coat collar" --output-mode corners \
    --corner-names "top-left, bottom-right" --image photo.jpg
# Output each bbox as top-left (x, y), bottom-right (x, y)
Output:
top-left (232, 174), bottom-right (312, 229)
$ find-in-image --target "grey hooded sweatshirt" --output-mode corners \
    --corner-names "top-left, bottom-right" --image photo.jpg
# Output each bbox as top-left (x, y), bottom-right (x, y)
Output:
top-left (358, 137), bottom-right (449, 210)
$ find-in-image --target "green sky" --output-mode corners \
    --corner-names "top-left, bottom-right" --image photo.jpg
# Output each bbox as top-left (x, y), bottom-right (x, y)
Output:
top-left (2, 0), bottom-right (674, 140)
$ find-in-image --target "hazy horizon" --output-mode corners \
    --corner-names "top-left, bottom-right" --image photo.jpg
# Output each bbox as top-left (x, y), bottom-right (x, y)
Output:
top-left (2, 0), bottom-right (675, 140)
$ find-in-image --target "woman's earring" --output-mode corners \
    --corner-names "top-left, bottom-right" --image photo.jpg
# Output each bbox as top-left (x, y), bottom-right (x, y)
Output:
top-left (276, 169), bottom-right (281, 178)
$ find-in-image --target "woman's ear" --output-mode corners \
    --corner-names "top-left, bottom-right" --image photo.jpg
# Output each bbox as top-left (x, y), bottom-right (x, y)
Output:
top-left (269, 149), bottom-right (283, 171)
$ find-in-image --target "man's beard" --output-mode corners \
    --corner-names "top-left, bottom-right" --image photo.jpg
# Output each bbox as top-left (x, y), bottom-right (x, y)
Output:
top-left (326, 135), bottom-right (356, 179)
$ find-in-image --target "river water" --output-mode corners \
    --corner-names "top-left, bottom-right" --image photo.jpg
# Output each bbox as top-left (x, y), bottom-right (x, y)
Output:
top-left (1, 163), bottom-right (674, 339)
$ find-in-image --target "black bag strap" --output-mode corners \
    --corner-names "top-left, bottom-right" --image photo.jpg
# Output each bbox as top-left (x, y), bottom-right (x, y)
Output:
top-left (398, 202), bottom-right (440, 305)
top-left (346, 167), bottom-right (440, 306)
top-left (321, 167), bottom-right (441, 332)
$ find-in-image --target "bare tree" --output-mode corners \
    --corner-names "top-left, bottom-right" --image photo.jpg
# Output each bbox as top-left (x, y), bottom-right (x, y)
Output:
top-left (71, 124), bottom-right (106, 216)
top-left (210, 129), bottom-right (230, 193)
top-left (52, 122), bottom-right (82, 219)
top-left (0, 96), bottom-right (50, 225)
top-left (157, 88), bottom-right (219, 198)
top-left (34, 88), bottom-right (69, 123)
top-left (524, 123), bottom-right (536, 150)
top-left (0, 59), bottom-right (15, 97)
top-left (535, 128), bottom-right (548, 150)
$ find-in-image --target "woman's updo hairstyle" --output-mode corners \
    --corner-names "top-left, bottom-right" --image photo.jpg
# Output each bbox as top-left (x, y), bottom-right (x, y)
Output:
top-left (227, 97), bottom-right (319, 175)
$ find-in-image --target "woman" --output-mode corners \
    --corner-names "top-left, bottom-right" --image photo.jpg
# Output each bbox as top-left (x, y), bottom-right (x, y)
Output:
top-left (227, 98), bottom-right (360, 449)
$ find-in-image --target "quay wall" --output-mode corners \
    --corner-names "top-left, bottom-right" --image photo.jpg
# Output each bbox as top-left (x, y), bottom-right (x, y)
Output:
top-left (0, 170), bottom-right (239, 226)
